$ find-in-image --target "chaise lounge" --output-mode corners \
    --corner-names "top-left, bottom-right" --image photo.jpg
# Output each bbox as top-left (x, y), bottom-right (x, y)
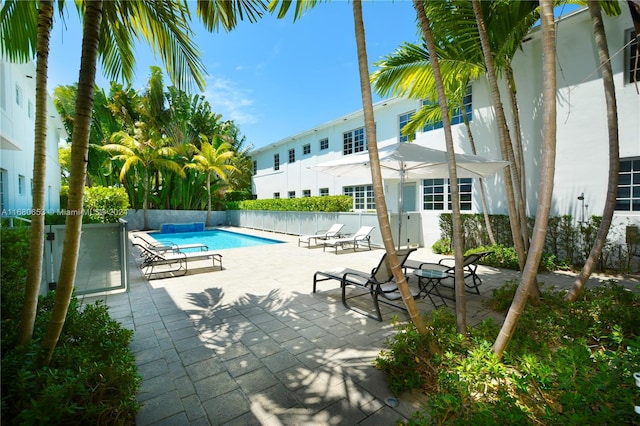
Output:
top-left (298, 223), bottom-right (345, 248)
top-left (133, 243), bottom-right (223, 280)
top-left (322, 225), bottom-right (375, 253)
top-left (133, 233), bottom-right (209, 253)
top-left (313, 248), bottom-right (417, 321)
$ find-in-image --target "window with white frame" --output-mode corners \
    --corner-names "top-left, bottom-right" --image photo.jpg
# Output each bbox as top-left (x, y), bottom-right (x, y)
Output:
top-left (303, 189), bottom-right (311, 197)
top-left (18, 175), bottom-right (25, 195)
top-left (423, 178), bottom-right (473, 211)
top-left (288, 148), bottom-right (295, 163)
top-left (274, 153), bottom-right (280, 171)
top-left (319, 138), bottom-right (329, 150)
top-left (303, 144), bottom-right (311, 155)
top-left (626, 30), bottom-right (639, 84)
top-left (344, 185), bottom-right (375, 210)
top-left (288, 191), bottom-right (296, 198)
top-left (343, 127), bottom-right (366, 155)
top-left (423, 85), bottom-right (473, 131)
top-left (28, 99), bottom-right (34, 119)
top-left (273, 192), bottom-right (280, 199)
top-left (0, 169), bottom-right (6, 210)
top-left (319, 188), bottom-right (329, 196)
top-left (616, 157), bottom-right (640, 211)
top-left (399, 111), bottom-right (415, 142)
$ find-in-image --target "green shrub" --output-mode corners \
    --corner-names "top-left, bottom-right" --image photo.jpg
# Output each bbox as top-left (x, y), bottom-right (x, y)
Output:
top-left (230, 195), bottom-right (352, 212)
top-left (82, 186), bottom-right (130, 223)
top-left (0, 228), bottom-right (140, 424)
top-left (376, 283), bottom-right (640, 425)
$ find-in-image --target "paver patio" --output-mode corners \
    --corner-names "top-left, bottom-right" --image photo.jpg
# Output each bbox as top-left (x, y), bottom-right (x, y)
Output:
top-left (80, 226), bottom-right (639, 425)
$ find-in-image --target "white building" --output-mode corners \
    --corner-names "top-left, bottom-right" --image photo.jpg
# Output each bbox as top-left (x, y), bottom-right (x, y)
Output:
top-left (1, 59), bottom-right (65, 215)
top-left (251, 7), bottom-right (639, 247)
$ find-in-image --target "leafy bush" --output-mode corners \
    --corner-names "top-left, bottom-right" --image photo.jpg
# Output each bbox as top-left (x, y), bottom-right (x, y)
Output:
top-left (49, 185), bottom-right (129, 224)
top-left (228, 195), bottom-right (352, 212)
top-left (376, 283), bottom-right (640, 425)
top-left (0, 228), bottom-right (140, 424)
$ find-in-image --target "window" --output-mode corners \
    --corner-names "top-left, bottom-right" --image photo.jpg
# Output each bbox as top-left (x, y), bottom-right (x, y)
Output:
top-left (274, 153), bottom-right (280, 171)
top-left (303, 189), bottom-right (311, 197)
top-left (344, 185), bottom-right (375, 210)
top-left (399, 111), bottom-right (415, 142)
top-left (319, 138), bottom-right (329, 150)
top-left (0, 169), bottom-right (6, 211)
top-left (423, 178), bottom-right (473, 211)
top-left (252, 160), bottom-right (257, 176)
top-left (319, 188), bottom-right (329, 196)
top-left (0, 63), bottom-right (5, 110)
top-left (616, 158), bottom-right (640, 211)
top-left (303, 144), bottom-right (311, 155)
top-left (27, 99), bottom-right (34, 119)
top-left (15, 84), bottom-right (22, 107)
top-left (343, 128), bottom-right (366, 155)
top-left (288, 191), bottom-right (296, 198)
top-left (626, 30), bottom-right (639, 84)
top-left (18, 175), bottom-right (25, 195)
top-left (273, 192), bottom-right (280, 199)
top-left (423, 85), bottom-right (473, 131)
top-left (288, 148), bottom-right (295, 163)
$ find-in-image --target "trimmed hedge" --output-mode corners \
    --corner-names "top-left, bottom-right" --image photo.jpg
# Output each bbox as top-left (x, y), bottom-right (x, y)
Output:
top-left (227, 195), bottom-right (352, 212)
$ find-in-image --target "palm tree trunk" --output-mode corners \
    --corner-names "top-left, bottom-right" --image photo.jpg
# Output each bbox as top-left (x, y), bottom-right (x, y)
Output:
top-left (41, 0), bottom-right (103, 365)
top-left (471, 0), bottom-right (538, 307)
top-left (18, 0), bottom-right (53, 346)
top-left (566, 1), bottom-right (619, 302)
top-left (352, 0), bottom-right (428, 336)
top-left (143, 167), bottom-right (150, 230)
top-left (414, 0), bottom-right (467, 334)
top-left (494, 0), bottom-right (557, 357)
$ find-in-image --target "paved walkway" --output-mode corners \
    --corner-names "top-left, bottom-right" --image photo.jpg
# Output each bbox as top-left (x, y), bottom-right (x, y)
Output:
top-left (80, 227), bottom-right (639, 425)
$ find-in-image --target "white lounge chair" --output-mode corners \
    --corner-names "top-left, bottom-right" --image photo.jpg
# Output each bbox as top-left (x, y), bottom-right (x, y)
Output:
top-left (133, 243), bottom-right (222, 279)
top-left (298, 224), bottom-right (345, 248)
top-left (322, 225), bottom-right (375, 253)
top-left (133, 233), bottom-right (209, 253)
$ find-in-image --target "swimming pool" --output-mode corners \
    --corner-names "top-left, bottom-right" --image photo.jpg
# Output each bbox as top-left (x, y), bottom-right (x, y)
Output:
top-left (148, 229), bottom-right (283, 252)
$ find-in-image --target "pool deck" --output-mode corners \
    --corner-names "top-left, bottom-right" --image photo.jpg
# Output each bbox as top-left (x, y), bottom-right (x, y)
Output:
top-left (80, 226), bottom-right (639, 425)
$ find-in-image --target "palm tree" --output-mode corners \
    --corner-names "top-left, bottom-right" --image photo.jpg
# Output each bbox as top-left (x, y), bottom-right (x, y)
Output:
top-left (352, 0), bottom-right (428, 335)
top-left (566, 1), bottom-right (622, 301)
top-left (1, 0), bottom-right (54, 346)
top-left (104, 126), bottom-right (186, 230)
top-left (493, 0), bottom-right (557, 358)
top-left (185, 138), bottom-right (238, 226)
top-left (413, 0), bottom-right (468, 333)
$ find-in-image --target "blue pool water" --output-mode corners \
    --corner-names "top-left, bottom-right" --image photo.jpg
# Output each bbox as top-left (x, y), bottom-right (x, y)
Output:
top-left (149, 229), bottom-right (283, 252)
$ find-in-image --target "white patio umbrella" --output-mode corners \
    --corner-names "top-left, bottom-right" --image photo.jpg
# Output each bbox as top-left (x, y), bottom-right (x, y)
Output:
top-left (310, 142), bottom-right (509, 249)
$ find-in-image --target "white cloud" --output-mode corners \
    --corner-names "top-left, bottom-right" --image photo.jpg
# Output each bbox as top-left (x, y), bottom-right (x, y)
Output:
top-left (202, 75), bottom-right (258, 125)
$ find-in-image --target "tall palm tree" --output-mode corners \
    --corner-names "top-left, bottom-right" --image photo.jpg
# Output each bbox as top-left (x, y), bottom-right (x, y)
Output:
top-left (413, 0), bottom-right (467, 333)
top-left (1, 0), bottom-right (54, 346)
top-left (185, 138), bottom-right (238, 226)
top-left (104, 127), bottom-right (186, 230)
top-left (352, 0), bottom-right (428, 335)
top-left (566, 1), bottom-right (622, 301)
top-left (493, 0), bottom-right (557, 357)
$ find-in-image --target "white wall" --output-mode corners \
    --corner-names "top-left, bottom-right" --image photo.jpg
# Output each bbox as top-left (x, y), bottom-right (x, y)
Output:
top-left (250, 8), bottom-right (640, 247)
top-left (0, 59), bottom-right (64, 214)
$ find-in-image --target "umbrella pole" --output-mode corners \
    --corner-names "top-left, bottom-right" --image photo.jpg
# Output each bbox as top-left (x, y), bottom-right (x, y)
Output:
top-left (398, 167), bottom-right (404, 251)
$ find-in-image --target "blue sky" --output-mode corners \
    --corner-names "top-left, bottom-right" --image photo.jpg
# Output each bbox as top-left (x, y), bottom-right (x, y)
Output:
top-left (48, 1), bottom-right (421, 150)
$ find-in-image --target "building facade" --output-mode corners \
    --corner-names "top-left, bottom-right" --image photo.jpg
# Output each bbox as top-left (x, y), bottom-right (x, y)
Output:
top-left (1, 59), bottom-right (65, 216)
top-left (251, 8), bottom-right (639, 246)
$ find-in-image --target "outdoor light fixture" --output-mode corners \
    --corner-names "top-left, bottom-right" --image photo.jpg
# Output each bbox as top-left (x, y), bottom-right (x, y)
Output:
top-left (577, 193), bottom-right (588, 224)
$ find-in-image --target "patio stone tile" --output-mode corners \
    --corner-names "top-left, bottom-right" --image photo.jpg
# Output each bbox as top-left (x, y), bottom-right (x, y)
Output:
top-left (194, 371), bottom-right (239, 399)
top-left (235, 367), bottom-right (280, 394)
top-left (268, 326), bottom-right (302, 344)
top-left (214, 341), bottom-right (251, 361)
top-left (136, 358), bottom-right (170, 381)
top-left (201, 389), bottom-right (251, 425)
top-left (223, 351), bottom-right (262, 377)
top-left (256, 318), bottom-right (288, 333)
top-left (185, 356), bottom-right (227, 382)
top-left (280, 336), bottom-right (317, 355)
top-left (181, 394), bottom-right (207, 422)
top-left (261, 349), bottom-right (300, 374)
top-left (248, 338), bottom-right (283, 358)
top-left (136, 390), bottom-right (183, 425)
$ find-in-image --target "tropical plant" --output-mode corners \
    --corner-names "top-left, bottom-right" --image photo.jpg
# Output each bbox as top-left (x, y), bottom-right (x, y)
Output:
top-left (104, 126), bottom-right (186, 230)
top-left (185, 137), bottom-right (238, 226)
